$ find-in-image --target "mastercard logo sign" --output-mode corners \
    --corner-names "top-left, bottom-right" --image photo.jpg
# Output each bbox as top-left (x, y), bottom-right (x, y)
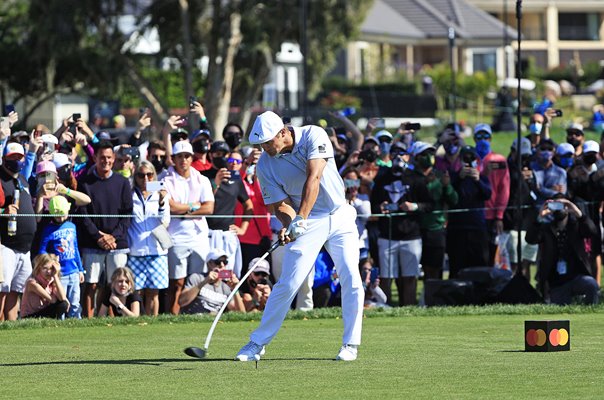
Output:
top-left (526, 328), bottom-right (569, 347)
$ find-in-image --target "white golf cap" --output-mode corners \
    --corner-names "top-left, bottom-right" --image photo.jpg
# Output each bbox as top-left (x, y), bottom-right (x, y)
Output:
top-left (172, 140), bottom-right (194, 156)
top-left (3, 142), bottom-right (25, 158)
top-left (556, 142), bottom-right (575, 156)
top-left (567, 122), bottom-right (584, 134)
top-left (411, 141), bottom-right (436, 156)
top-left (40, 134), bottom-right (59, 144)
top-left (249, 257), bottom-right (270, 275)
top-left (512, 137), bottom-right (532, 156)
top-left (206, 248), bottom-right (228, 262)
top-left (374, 130), bottom-right (393, 142)
top-left (583, 140), bottom-right (599, 153)
top-left (52, 152), bottom-right (71, 169)
top-left (249, 111), bottom-right (284, 145)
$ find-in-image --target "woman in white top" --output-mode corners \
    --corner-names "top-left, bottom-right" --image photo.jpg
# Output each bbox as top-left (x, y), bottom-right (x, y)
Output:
top-left (127, 160), bottom-right (170, 316)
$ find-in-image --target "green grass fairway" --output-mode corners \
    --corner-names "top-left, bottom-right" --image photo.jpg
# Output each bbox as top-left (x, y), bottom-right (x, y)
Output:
top-left (2, 307), bottom-right (603, 399)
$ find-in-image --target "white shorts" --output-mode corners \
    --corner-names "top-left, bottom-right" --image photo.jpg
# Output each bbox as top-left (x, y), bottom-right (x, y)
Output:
top-left (208, 229), bottom-right (242, 277)
top-left (506, 230), bottom-right (538, 264)
top-left (82, 251), bottom-right (128, 284)
top-left (0, 247), bottom-right (32, 293)
top-left (168, 245), bottom-right (206, 280)
top-left (378, 237), bottom-right (422, 278)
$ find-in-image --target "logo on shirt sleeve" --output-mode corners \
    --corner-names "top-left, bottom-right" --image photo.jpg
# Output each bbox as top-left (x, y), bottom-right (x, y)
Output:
top-left (318, 144), bottom-right (326, 153)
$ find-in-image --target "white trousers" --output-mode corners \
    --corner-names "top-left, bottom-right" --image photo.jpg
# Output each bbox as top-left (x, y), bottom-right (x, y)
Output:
top-left (250, 204), bottom-right (364, 346)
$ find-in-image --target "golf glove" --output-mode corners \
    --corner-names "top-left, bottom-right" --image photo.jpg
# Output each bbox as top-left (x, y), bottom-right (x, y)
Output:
top-left (286, 215), bottom-right (307, 240)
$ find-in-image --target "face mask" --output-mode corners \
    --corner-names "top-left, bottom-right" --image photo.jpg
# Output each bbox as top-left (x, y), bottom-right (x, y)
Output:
top-left (567, 138), bottom-right (581, 148)
top-left (192, 139), bottom-right (209, 154)
top-left (553, 209), bottom-right (568, 222)
top-left (213, 156), bottom-right (228, 169)
top-left (558, 157), bottom-right (574, 168)
top-left (539, 151), bottom-right (553, 163)
top-left (379, 141), bottom-right (391, 155)
top-left (4, 159), bottom-right (25, 174)
top-left (475, 140), bottom-right (491, 159)
top-left (416, 154), bottom-right (434, 169)
top-left (583, 154), bottom-right (597, 166)
top-left (529, 123), bottom-right (543, 135)
top-left (344, 179), bottom-right (360, 190)
top-left (391, 156), bottom-right (408, 176)
top-left (402, 133), bottom-right (413, 146)
top-left (150, 158), bottom-right (165, 173)
top-left (445, 144), bottom-right (459, 155)
top-left (225, 134), bottom-right (242, 150)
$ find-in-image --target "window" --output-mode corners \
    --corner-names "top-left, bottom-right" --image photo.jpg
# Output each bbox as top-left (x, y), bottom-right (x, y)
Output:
top-left (472, 50), bottom-right (497, 73)
top-left (559, 13), bottom-right (600, 40)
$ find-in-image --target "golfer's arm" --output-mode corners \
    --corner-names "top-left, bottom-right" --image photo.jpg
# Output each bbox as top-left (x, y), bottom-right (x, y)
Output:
top-left (297, 158), bottom-right (327, 219)
top-left (269, 200), bottom-right (297, 229)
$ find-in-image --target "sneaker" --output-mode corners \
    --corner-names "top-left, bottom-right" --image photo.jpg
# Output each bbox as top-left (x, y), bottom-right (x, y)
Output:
top-left (235, 341), bottom-right (266, 361)
top-left (335, 344), bottom-right (358, 361)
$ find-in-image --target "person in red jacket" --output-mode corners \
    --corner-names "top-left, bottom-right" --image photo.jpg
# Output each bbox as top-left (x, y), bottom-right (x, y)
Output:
top-left (473, 123), bottom-right (510, 266)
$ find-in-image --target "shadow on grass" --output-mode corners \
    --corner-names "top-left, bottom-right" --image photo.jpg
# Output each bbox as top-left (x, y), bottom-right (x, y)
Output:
top-left (497, 350), bottom-right (526, 353)
top-left (0, 356), bottom-right (334, 367)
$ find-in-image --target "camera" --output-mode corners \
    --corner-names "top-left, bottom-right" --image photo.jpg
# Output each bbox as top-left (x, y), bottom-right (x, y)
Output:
top-left (404, 122), bottom-right (421, 131)
top-left (547, 201), bottom-right (564, 211)
top-left (358, 148), bottom-right (378, 163)
top-left (554, 109), bottom-right (563, 117)
top-left (189, 96), bottom-right (197, 108)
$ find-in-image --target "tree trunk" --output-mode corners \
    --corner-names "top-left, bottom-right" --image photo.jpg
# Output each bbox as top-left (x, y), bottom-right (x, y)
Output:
top-left (234, 46), bottom-right (273, 132)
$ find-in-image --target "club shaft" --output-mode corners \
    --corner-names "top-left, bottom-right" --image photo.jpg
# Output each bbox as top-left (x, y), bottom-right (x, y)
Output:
top-left (203, 240), bottom-right (280, 350)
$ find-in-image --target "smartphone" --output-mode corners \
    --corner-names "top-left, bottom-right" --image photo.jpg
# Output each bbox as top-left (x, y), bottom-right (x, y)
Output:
top-left (375, 118), bottom-right (386, 129)
top-left (217, 269), bottom-right (232, 280)
top-left (370, 268), bottom-right (379, 283)
top-left (0, 117), bottom-right (9, 130)
top-left (146, 181), bottom-right (164, 192)
top-left (4, 104), bottom-right (15, 115)
top-left (72, 113), bottom-right (81, 121)
top-left (230, 170), bottom-right (240, 180)
top-left (384, 203), bottom-right (399, 212)
top-left (404, 122), bottom-right (421, 131)
top-left (547, 201), bottom-right (564, 211)
top-left (554, 109), bottom-right (563, 117)
top-left (45, 142), bottom-right (55, 154)
top-left (139, 107), bottom-right (146, 116)
top-left (189, 96), bottom-right (197, 108)
top-left (489, 161), bottom-right (507, 170)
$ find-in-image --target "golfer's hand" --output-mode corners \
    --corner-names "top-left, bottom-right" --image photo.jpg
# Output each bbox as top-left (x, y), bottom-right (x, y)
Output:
top-left (286, 215), bottom-right (307, 241)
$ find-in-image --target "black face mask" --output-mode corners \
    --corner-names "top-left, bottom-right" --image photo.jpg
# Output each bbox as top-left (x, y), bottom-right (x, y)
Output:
top-left (192, 139), bottom-right (210, 154)
top-left (553, 209), bottom-right (568, 222)
top-left (224, 134), bottom-right (242, 150)
top-left (583, 154), bottom-right (597, 165)
top-left (4, 159), bottom-right (25, 174)
top-left (567, 138), bottom-right (581, 148)
top-left (150, 158), bottom-right (165, 173)
top-left (213, 156), bottom-right (228, 169)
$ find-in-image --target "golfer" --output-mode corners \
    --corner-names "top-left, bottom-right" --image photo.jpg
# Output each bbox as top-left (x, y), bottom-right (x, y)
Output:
top-left (235, 111), bottom-right (364, 362)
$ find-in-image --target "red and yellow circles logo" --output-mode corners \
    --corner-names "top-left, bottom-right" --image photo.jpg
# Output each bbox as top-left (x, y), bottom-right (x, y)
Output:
top-left (526, 328), bottom-right (569, 347)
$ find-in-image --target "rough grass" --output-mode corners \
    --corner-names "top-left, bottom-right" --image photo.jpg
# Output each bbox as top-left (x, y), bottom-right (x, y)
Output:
top-left (1, 305), bottom-right (603, 399)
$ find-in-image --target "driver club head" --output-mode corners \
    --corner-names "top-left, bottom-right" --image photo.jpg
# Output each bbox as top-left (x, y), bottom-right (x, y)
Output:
top-left (184, 346), bottom-right (207, 359)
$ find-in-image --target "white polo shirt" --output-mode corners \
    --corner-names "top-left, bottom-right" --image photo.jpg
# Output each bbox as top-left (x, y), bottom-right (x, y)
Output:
top-left (256, 125), bottom-right (346, 217)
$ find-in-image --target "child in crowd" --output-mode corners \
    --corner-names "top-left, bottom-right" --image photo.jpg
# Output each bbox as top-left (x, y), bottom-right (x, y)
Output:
top-left (38, 196), bottom-right (84, 318)
top-left (98, 267), bottom-right (142, 317)
top-left (21, 254), bottom-right (69, 319)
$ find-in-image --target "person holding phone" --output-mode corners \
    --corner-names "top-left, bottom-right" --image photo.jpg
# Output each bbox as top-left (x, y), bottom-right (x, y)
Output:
top-left (178, 249), bottom-right (245, 314)
top-left (473, 123), bottom-right (510, 266)
top-left (201, 143), bottom-right (254, 278)
top-left (127, 161), bottom-right (170, 316)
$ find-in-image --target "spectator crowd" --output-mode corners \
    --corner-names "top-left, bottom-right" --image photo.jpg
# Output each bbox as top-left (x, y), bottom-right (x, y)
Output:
top-left (0, 100), bottom-right (601, 321)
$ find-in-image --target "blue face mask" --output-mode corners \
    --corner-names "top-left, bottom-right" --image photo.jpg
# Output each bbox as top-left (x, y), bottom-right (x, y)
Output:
top-left (529, 123), bottom-right (543, 135)
top-left (4, 159), bottom-right (25, 174)
top-left (539, 150), bottom-right (553, 163)
top-left (559, 157), bottom-right (574, 168)
top-left (379, 141), bottom-right (391, 155)
top-left (445, 144), bottom-right (459, 155)
top-left (475, 140), bottom-right (491, 159)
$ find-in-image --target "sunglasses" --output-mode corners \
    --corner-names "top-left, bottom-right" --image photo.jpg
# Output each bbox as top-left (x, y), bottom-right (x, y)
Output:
top-left (227, 158), bottom-right (242, 164)
top-left (213, 259), bottom-right (228, 265)
top-left (253, 271), bottom-right (269, 277)
top-left (474, 133), bottom-right (491, 140)
top-left (136, 172), bottom-right (154, 179)
top-left (150, 155), bottom-right (165, 160)
top-left (567, 131), bottom-right (583, 137)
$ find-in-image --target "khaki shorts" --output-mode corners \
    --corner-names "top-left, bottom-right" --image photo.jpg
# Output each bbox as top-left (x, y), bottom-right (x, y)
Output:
top-left (82, 251), bottom-right (128, 284)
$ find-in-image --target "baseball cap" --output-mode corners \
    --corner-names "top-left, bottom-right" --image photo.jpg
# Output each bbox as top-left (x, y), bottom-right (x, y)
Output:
top-left (567, 123), bottom-right (584, 134)
top-left (10, 131), bottom-right (29, 140)
top-left (3, 142), bottom-right (25, 158)
top-left (583, 140), bottom-right (599, 154)
top-left (249, 111), bottom-right (285, 145)
top-left (36, 160), bottom-right (57, 175)
top-left (374, 130), bottom-right (393, 142)
top-left (460, 145), bottom-right (478, 158)
top-left (210, 141), bottom-right (230, 154)
top-left (390, 141), bottom-right (407, 155)
top-left (189, 129), bottom-right (211, 142)
top-left (52, 152), bottom-right (71, 169)
top-left (512, 137), bottom-right (532, 156)
top-left (411, 141), bottom-right (436, 156)
top-left (249, 257), bottom-right (270, 275)
top-left (172, 140), bottom-right (194, 156)
top-left (207, 248), bottom-right (228, 263)
top-left (40, 134), bottom-right (59, 145)
top-left (363, 136), bottom-right (379, 146)
top-left (473, 123), bottom-right (492, 136)
top-left (556, 142), bottom-right (575, 156)
top-left (48, 195), bottom-right (71, 216)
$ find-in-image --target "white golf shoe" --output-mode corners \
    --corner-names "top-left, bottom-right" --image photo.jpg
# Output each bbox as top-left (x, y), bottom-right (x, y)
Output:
top-left (335, 345), bottom-right (358, 361)
top-left (235, 341), bottom-right (266, 361)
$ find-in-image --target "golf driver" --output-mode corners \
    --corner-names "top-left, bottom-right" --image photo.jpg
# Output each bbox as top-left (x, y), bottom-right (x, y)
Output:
top-left (184, 239), bottom-right (281, 359)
